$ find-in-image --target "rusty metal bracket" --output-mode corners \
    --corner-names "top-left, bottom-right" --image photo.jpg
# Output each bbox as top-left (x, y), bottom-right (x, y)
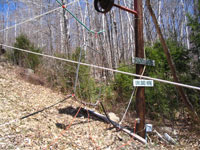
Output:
top-left (94, 0), bottom-right (137, 15)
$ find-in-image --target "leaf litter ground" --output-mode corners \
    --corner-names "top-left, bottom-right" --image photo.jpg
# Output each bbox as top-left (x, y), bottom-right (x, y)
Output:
top-left (0, 62), bottom-right (199, 150)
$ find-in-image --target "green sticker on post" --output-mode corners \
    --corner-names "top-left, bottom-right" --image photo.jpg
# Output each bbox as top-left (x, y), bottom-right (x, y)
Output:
top-left (132, 57), bottom-right (155, 66)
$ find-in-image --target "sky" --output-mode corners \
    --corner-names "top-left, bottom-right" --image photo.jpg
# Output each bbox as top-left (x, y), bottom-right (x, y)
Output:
top-left (0, 0), bottom-right (197, 28)
top-left (0, 0), bottom-right (18, 16)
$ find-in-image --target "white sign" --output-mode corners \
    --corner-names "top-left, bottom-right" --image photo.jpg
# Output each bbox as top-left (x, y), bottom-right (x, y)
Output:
top-left (133, 79), bottom-right (154, 87)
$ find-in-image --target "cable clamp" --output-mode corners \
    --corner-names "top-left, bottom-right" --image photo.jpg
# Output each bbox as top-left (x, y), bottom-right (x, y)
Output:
top-left (135, 118), bottom-right (140, 123)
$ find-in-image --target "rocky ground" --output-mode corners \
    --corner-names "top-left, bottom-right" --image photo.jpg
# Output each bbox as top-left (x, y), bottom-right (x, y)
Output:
top-left (0, 61), bottom-right (199, 150)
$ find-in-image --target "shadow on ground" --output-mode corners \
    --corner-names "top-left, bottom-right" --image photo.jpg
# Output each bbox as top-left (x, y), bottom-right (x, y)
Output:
top-left (56, 106), bottom-right (105, 130)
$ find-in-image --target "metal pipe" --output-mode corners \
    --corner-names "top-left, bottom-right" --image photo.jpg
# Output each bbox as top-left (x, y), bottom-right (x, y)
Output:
top-left (113, 3), bottom-right (137, 15)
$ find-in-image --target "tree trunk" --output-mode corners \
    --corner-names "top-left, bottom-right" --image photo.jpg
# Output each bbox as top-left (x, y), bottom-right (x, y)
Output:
top-left (158, 0), bottom-right (161, 25)
top-left (180, 0), bottom-right (190, 49)
top-left (105, 14), bottom-right (114, 79)
top-left (14, 2), bottom-right (17, 41)
top-left (5, 3), bottom-right (10, 45)
top-left (119, 0), bottom-right (125, 63)
top-left (111, 11), bottom-right (118, 69)
top-left (61, 0), bottom-right (70, 57)
top-left (60, 8), bottom-right (65, 53)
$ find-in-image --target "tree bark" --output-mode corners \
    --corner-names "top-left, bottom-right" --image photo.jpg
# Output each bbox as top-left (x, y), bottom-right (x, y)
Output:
top-left (180, 0), bottom-right (190, 49)
top-left (60, 7), bottom-right (65, 53)
top-left (146, 0), bottom-right (199, 123)
top-left (119, 0), bottom-right (125, 63)
top-left (61, 0), bottom-right (70, 57)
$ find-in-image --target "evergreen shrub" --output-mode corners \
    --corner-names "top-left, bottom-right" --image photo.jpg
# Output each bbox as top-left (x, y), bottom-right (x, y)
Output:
top-left (145, 40), bottom-right (190, 119)
top-left (11, 34), bottom-right (42, 70)
top-left (54, 47), bottom-right (100, 102)
top-left (114, 64), bottom-right (135, 102)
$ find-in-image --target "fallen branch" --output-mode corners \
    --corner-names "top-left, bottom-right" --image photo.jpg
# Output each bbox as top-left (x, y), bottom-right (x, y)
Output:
top-left (84, 104), bottom-right (147, 144)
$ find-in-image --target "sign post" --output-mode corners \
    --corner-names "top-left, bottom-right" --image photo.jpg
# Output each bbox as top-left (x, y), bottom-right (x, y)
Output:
top-left (93, 0), bottom-right (147, 138)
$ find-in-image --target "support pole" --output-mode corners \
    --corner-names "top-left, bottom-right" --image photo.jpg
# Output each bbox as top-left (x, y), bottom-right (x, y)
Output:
top-left (134, 0), bottom-right (145, 138)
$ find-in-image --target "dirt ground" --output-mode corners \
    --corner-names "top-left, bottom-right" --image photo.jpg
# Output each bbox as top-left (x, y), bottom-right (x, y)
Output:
top-left (0, 61), bottom-right (199, 150)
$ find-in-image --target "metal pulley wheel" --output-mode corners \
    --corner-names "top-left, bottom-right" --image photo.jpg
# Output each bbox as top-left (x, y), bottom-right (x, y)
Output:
top-left (94, 0), bottom-right (114, 13)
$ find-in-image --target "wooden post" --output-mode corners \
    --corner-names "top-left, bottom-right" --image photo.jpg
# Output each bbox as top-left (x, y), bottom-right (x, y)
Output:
top-left (134, 0), bottom-right (145, 138)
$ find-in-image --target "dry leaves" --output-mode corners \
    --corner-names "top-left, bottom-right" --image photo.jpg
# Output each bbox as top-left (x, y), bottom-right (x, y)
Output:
top-left (0, 62), bottom-right (146, 150)
top-left (0, 62), bottom-right (199, 150)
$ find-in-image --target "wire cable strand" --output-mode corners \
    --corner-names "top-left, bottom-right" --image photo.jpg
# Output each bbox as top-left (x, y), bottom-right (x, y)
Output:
top-left (119, 48), bottom-right (147, 125)
top-left (1, 44), bottom-right (200, 91)
top-left (55, 0), bottom-right (104, 34)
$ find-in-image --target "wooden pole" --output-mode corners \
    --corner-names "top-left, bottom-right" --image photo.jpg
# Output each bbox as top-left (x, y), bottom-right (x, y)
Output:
top-left (134, 0), bottom-right (145, 138)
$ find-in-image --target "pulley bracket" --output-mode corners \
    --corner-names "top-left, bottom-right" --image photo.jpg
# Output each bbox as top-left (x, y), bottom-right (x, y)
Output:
top-left (94, 0), bottom-right (137, 15)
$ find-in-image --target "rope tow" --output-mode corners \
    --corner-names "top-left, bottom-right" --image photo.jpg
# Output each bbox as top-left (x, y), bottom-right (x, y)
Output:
top-left (1, 1), bottom-right (198, 148)
top-left (1, 44), bottom-right (200, 91)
